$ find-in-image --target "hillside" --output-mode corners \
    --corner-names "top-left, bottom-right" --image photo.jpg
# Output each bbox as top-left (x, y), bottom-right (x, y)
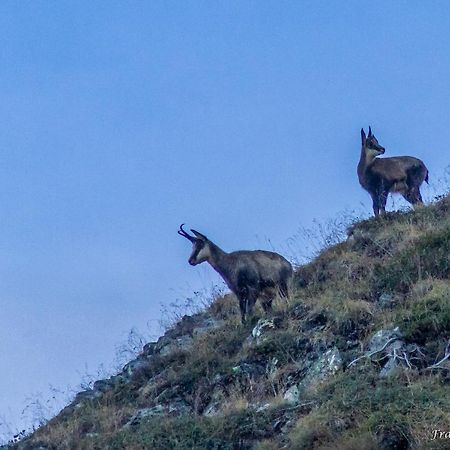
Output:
top-left (11, 196), bottom-right (450, 450)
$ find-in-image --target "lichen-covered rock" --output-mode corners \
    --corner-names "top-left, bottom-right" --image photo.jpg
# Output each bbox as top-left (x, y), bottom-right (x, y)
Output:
top-left (252, 318), bottom-right (276, 342)
top-left (304, 347), bottom-right (343, 384)
top-left (125, 405), bottom-right (165, 427)
top-left (203, 385), bottom-right (226, 416)
top-left (365, 327), bottom-right (424, 377)
top-left (192, 316), bottom-right (223, 336)
top-left (368, 327), bottom-right (403, 353)
top-left (232, 362), bottom-right (265, 378)
top-left (154, 385), bottom-right (180, 404)
top-left (377, 293), bottom-right (396, 309)
top-left (167, 399), bottom-right (192, 416)
top-left (282, 347), bottom-right (342, 405)
top-left (122, 356), bottom-right (152, 379)
top-left (142, 341), bottom-right (157, 356)
top-left (158, 335), bottom-right (194, 356)
top-left (73, 388), bottom-right (102, 406)
top-left (93, 376), bottom-right (120, 393)
top-left (283, 384), bottom-right (300, 404)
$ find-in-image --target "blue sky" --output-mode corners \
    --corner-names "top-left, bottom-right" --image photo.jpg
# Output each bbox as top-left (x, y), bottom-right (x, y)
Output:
top-left (0, 1), bottom-right (449, 437)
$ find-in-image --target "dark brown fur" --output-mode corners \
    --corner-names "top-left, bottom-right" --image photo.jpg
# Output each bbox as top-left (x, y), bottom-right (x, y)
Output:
top-left (358, 127), bottom-right (428, 216)
top-left (178, 225), bottom-right (293, 323)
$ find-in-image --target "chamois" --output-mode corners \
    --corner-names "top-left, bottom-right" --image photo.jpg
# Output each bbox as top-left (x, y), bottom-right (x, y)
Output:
top-left (178, 224), bottom-right (293, 323)
top-left (358, 127), bottom-right (429, 216)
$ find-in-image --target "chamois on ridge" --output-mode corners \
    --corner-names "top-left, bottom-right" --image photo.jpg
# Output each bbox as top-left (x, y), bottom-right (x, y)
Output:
top-left (178, 224), bottom-right (293, 323)
top-left (358, 127), bottom-right (429, 216)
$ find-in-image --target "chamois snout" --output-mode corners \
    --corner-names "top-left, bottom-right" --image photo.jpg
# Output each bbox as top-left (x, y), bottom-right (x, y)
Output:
top-left (371, 142), bottom-right (385, 155)
top-left (188, 257), bottom-right (197, 266)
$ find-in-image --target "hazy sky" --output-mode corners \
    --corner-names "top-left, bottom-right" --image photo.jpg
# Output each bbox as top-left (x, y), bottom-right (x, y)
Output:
top-left (1, 1), bottom-right (450, 437)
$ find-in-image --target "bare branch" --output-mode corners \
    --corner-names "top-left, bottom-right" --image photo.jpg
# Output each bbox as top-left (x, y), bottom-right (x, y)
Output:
top-left (348, 337), bottom-right (400, 368)
top-left (426, 340), bottom-right (450, 370)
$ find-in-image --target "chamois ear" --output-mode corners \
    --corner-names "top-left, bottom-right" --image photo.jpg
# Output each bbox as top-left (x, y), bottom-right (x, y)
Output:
top-left (361, 128), bottom-right (366, 145)
top-left (191, 229), bottom-right (207, 241)
top-left (368, 126), bottom-right (372, 137)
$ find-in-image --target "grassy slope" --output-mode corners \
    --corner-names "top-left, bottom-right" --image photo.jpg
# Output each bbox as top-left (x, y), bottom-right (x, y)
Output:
top-left (18, 196), bottom-right (450, 450)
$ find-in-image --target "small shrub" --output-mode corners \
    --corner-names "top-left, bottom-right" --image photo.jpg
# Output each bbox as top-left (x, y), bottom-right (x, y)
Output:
top-left (397, 280), bottom-right (450, 345)
top-left (375, 228), bottom-right (450, 294)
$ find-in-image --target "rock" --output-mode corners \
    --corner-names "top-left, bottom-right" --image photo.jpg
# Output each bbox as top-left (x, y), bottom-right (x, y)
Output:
top-left (232, 362), bottom-right (264, 378)
top-left (377, 293), bottom-right (396, 309)
top-left (125, 405), bottom-right (165, 427)
top-left (192, 317), bottom-right (222, 336)
top-left (255, 403), bottom-right (271, 413)
top-left (154, 315), bottom-right (222, 358)
top-left (122, 356), bottom-right (152, 379)
top-left (280, 419), bottom-right (294, 434)
top-left (286, 347), bottom-right (343, 398)
top-left (167, 399), bottom-right (191, 416)
top-left (124, 399), bottom-right (191, 427)
top-left (290, 304), bottom-right (309, 320)
top-left (379, 337), bottom-right (407, 378)
top-left (154, 385), bottom-right (180, 403)
top-left (158, 335), bottom-right (193, 356)
top-left (283, 384), bottom-right (300, 404)
top-left (142, 342), bottom-right (157, 356)
top-left (162, 313), bottom-right (220, 340)
top-left (164, 315), bottom-right (198, 339)
top-left (252, 318), bottom-right (276, 342)
top-left (15, 446), bottom-right (50, 450)
top-left (73, 388), bottom-right (102, 406)
top-left (203, 402), bottom-right (220, 417)
top-left (138, 371), bottom-right (168, 398)
top-left (379, 356), bottom-right (402, 378)
top-left (306, 347), bottom-right (343, 382)
top-left (368, 327), bottom-right (403, 353)
top-left (203, 385), bottom-right (226, 416)
top-left (71, 357), bottom-right (150, 408)
top-left (212, 373), bottom-right (223, 384)
top-left (85, 432), bottom-right (100, 439)
top-left (367, 328), bottom-right (422, 378)
top-left (93, 377), bottom-right (119, 393)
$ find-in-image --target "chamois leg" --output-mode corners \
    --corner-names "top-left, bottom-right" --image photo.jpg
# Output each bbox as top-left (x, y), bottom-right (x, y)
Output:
top-left (237, 292), bottom-right (248, 324)
top-left (416, 189), bottom-right (423, 203)
top-left (403, 187), bottom-right (423, 206)
top-left (260, 287), bottom-right (276, 313)
top-left (371, 193), bottom-right (380, 216)
top-left (237, 289), bottom-right (258, 324)
top-left (371, 190), bottom-right (388, 216)
top-left (378, 189), bottom-right (389, 215)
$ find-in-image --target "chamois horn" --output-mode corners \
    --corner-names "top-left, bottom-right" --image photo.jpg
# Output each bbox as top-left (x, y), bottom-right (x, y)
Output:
top-left (178, 223), bottom-right (195, 242)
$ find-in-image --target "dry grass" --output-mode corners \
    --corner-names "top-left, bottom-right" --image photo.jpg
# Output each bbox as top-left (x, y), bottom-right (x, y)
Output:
top-left (17, 194), bottom-right (450, 450)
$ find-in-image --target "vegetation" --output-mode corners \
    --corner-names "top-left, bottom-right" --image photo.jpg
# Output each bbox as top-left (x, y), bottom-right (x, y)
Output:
top-left (14, 195), bottom-right (450, 450)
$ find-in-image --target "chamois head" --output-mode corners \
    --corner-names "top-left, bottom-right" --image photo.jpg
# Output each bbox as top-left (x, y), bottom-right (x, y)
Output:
top-left (178, 224), bottom-right (211, 266)
top-left (361, 126), bottom-right (385, 157)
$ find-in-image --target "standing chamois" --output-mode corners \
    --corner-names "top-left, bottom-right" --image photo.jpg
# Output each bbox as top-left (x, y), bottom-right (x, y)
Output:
top-left (358, 127), bottom-right (429, 216)
top-left (178, 224), bottom-right (293, 323)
